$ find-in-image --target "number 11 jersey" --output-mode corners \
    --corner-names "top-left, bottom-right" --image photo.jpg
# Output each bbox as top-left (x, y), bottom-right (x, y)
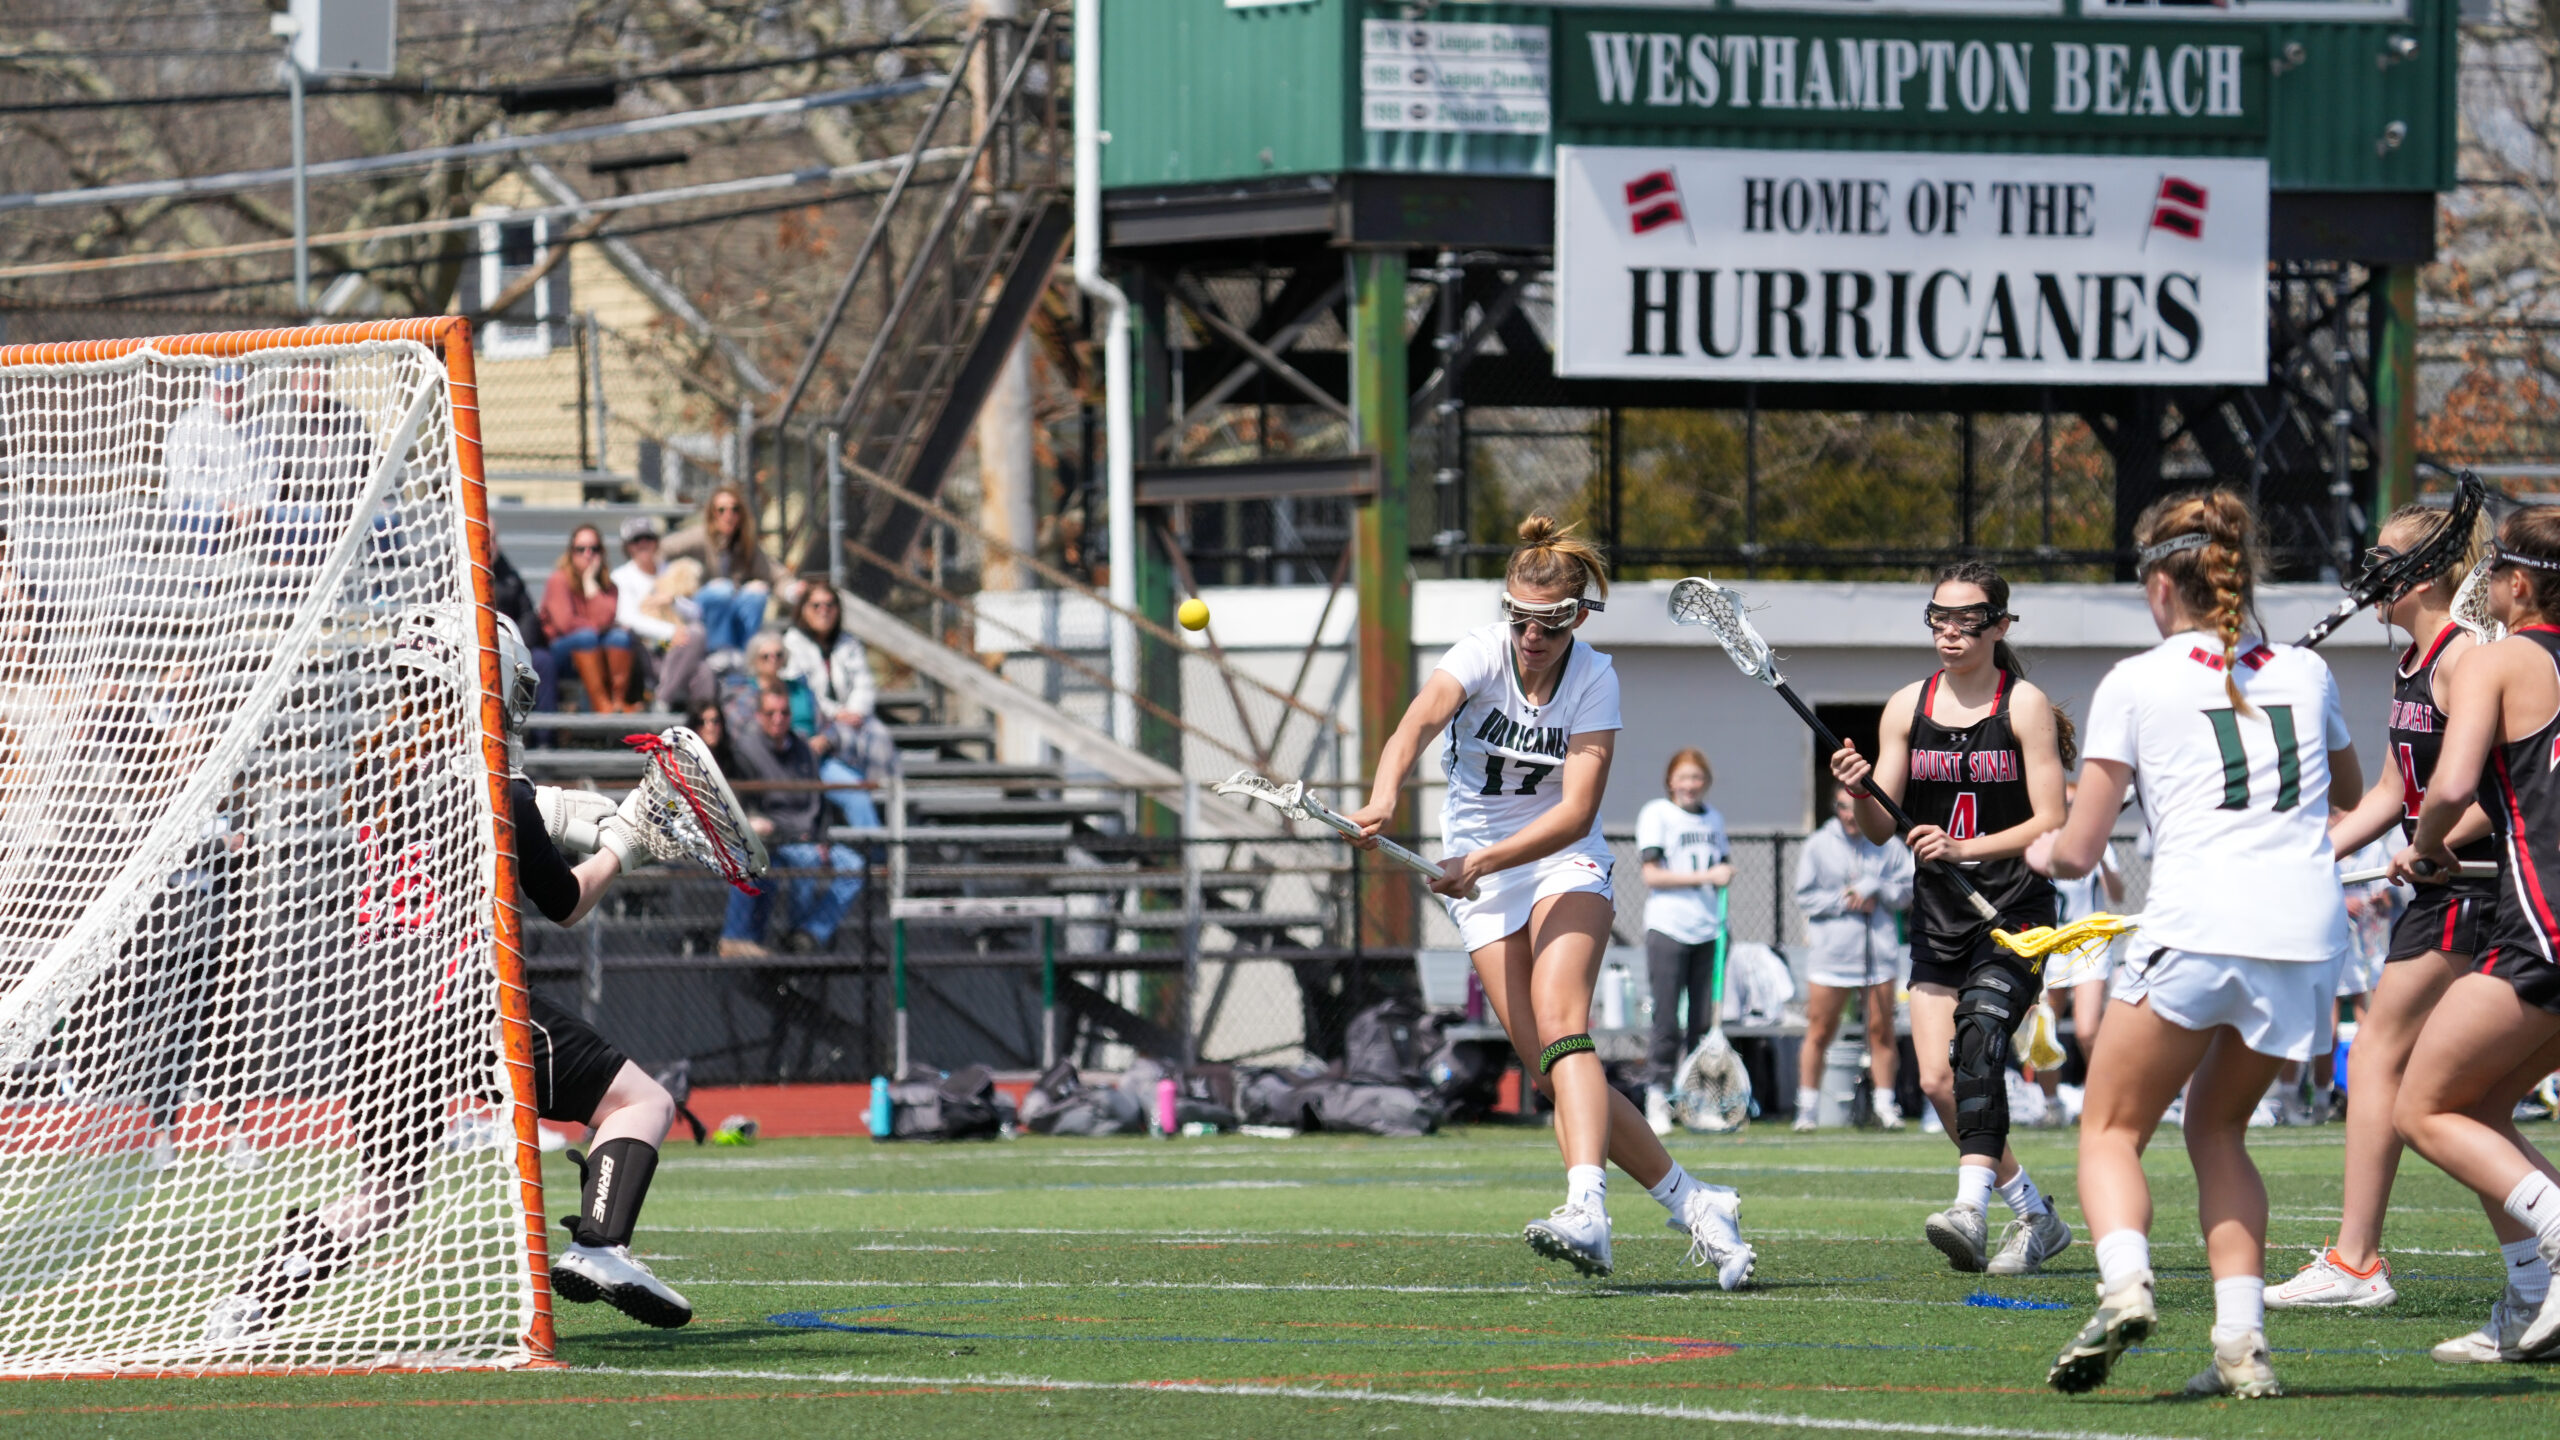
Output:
top-left (2082, 630), bottom-right (2352, 961)
top-left (1436, 622), bottom-right (1622, 866)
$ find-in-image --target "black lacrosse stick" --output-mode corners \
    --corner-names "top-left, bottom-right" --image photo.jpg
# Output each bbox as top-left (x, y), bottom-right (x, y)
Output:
top-left (2293, 471), bottom-right (2487, 650)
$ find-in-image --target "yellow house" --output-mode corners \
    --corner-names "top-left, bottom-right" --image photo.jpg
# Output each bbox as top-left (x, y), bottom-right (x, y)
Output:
top-left (453, 169), bottom-right (746, 506)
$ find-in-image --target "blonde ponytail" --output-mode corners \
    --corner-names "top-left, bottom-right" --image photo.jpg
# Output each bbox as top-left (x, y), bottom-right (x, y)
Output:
top-left (1507, 514), bottom-right (1609, 597)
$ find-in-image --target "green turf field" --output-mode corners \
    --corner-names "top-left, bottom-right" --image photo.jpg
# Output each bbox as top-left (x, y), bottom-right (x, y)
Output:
top-left (9, 1122), bottom-right (2560, 1438)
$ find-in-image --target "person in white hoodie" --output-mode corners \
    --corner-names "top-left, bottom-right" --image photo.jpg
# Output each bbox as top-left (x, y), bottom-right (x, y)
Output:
top-left (1792, 783), bottom-right (1916, 1132)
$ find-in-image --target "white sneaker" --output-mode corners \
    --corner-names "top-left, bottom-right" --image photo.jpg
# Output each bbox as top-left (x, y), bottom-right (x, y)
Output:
top-left (2433, 1287), bottom-right (2538, 1363)
top-left (2186, 1325), bottom-right (2283, 1398)
top-left (2518, 1239), bottom-right (2560, 1357)
top-left (1523, 1201), bottom-right (1613, 1277)
top-left (2265, 1248), bottom-right (2396, 1309)
top-left (1923, 1201), bottom-right (1991, 1273)
top-left (2048, 1270), bottom-right (2156, 1394)
top-left (2187, 1324), bottom-right (2283, 1397)
top-left (223, 1135), bottom-right (263, 1174)
top-left (551, 1243), bottom-right (694, 1328)
top-left (202, 1292), bottom-right (265, 1343)
top-left (1874, 1095), bottom-right (1905, 1131)
top-left (1791, 1111), bottom-right (1818, 1133)
top-left (1667, 1184), bottom-right (1755, 1290)
top-left (1645, 1086), bottom-right (1674, 1137)
top-left (1985, 1203), bottom-right (2073, 1276)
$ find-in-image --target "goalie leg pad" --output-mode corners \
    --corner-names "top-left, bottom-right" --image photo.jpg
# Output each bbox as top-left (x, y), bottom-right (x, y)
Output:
top-left (562, 1137), bottom-right (660, 1248)
top-left (1951, 975), bottom-right (2026, 1161)
top-left (1540, 1033), bottom-right (1597, 1075)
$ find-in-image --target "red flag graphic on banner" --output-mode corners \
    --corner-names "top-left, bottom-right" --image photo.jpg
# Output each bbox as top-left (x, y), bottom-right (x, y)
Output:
top-left (1625, 170), bottom-right (1686, 235)
top-left (2150, 176), bottom-right (2208, 240)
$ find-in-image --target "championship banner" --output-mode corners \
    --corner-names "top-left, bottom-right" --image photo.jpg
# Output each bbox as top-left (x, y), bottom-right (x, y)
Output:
top-left (1554, 145), bottom-right (2269, 386)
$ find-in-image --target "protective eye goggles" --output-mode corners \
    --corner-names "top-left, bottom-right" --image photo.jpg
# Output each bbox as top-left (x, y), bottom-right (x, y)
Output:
top-left (2489, 539), bottom-right (2560, 574)
top-left (1922, 602), bottom-right (2010, 638)
top-left (1499, 593), bottom-right (1603, 637)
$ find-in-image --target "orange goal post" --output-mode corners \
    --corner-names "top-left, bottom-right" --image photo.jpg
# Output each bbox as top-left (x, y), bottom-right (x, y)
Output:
top-left (0, 318), bottom-right (552, 1375)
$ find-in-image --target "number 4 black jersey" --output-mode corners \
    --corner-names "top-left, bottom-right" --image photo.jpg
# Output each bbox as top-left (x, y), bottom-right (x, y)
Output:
top-left (2391, 623), bottom-right (2499, 864)
top-left (2479, 627), bottom-right (2560, 982)
top-left (1902, 668), bottom-right (2056, 945)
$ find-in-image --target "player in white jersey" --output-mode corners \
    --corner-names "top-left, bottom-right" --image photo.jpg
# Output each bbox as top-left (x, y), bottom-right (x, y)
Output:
top-left (1635, 747), bottom-right (1732, 1134)
top-left (2039, 489), bottom-right (2361, 1400)
top-left (1350, 517), bottom-right (1753, 1288)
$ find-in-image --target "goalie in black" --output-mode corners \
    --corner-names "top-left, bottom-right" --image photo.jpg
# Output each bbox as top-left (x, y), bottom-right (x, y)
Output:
top-left (207, 611), bottom-right (696, 1341)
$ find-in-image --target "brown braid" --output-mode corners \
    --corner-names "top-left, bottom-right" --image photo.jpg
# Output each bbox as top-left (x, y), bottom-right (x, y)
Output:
top-left (2133, 489), bottom-right (2263, 713)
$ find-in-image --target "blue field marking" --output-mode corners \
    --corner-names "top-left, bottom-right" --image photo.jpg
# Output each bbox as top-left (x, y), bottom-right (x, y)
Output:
top-left (1962, 1291), bottom-right (2071, 1311)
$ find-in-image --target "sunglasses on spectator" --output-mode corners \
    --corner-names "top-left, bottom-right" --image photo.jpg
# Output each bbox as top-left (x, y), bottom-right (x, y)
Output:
top-left (571, 543), bottom-right (602, 554)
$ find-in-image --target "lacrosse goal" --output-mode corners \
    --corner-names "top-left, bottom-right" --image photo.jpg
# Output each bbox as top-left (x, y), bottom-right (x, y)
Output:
top-left (0, 319), bottom-right (548, 1375)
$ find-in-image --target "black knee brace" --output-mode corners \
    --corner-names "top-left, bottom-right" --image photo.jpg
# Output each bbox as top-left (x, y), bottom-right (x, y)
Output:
top-left (1539, 1033), bottom-right (1596, 1075)
top-left (1950, 975), bottom-right (2026, 1160)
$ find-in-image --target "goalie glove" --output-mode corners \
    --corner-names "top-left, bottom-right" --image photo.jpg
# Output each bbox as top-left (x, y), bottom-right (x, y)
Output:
top-left (534, 785), bottom-right (640, 869)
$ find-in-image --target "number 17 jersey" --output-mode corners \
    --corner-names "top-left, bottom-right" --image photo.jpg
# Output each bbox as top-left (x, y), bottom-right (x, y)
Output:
top-left (2081, 630), bottom-right (2352, 961)
top-left (1436, 622), bottom-right (1622, 866)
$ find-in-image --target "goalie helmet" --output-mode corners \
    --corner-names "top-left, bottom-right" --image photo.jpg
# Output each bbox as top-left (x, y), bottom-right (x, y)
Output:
top-left (390, 604), bottom-right (470, 696)
top-left (491, 614), bottom-right (539, 736)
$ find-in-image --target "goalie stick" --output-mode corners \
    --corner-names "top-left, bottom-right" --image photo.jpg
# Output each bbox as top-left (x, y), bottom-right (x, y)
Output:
top-left (1669, 577), bottom-right (2000, 924)
top-left (2293, 471), bottom-right (2489, 650)
top-left (623, 727), bottom-right (770, 894)
top-left (1212, 769), bottom-right (1479, 900)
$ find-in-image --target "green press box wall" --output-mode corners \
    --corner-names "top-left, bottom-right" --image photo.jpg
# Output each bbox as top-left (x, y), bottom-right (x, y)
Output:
top-left (1098, 0), bottom-right (2455, 193)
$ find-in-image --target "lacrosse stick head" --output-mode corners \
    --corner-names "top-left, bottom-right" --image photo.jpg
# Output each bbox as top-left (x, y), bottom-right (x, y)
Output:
top-left (1992, 912), bottom-right (2138, 974)
top-left (1668, 577), bottom-right (1779, 684)
top-left (626, 726), bottom-right (770, 893)
top-left (2450, 554), bottom-right (2508, 644)
top-left (1212, 768), bottom-right (1315, 822)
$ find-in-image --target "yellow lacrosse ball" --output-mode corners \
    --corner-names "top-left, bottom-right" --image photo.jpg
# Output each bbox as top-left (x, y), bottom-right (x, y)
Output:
top-left (1178, 597), bottom-right (1211, 631)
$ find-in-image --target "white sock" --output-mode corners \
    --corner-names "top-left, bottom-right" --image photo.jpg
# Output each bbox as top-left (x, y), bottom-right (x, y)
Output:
top-left (1954, 1162), bottom-right (1995, 1212)
top-left (1996, 1167), bottom-right (2045, 1220)
top-left (2214, 1275), bottom-right (2266, 1334)
top-left (1567, 1164), bottom-right (1607, 1211)
top-left (2093, 1229), bottom-right (2151, 1293)
top-left (1796, 1086), bottom-right (1820, 1117)
top-left (1647, 1162), bottom-right (1703, 1216)
top-left (2502, 1172), bottom-right (2560, 1249)
top-left (2504, 1235), bottom-right (2553, 1304)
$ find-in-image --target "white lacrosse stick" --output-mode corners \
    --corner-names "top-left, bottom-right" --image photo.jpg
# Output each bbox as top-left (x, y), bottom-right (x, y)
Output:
top-left (2339, 859), bottom-right (2496, 885)
top-left (1669, 576), bottom-right (2000, 925)
top-left (623, 727), bottom-right (771, 893)
top-left (1212, 769), bottom-right (1478, 899)
top-left (2449, 555), bottom-right (2507, 644)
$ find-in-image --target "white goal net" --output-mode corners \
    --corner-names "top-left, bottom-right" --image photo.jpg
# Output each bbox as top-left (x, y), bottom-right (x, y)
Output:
top-left (0, 326), bottom-right (539, 1375)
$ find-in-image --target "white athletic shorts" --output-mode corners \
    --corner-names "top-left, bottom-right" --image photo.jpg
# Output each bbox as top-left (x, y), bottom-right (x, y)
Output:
top-left (1447, 848), bottom-right (1614, 952)
top-left (1804, 945), bottom-right (1907, 991)
top-left (2111, 944), bottom-right (2345, 1062)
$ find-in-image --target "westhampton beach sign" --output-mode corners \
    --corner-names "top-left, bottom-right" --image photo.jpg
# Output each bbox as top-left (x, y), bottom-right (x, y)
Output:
top-left (1556, 13), bottom-right (2266, 137)
top-left (1554, 146), bottom-right (2270, 385)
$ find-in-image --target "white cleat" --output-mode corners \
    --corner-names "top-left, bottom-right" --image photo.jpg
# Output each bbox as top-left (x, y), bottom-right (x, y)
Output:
top-left (1668, 1184), bottom-right (1755, 1290)
top-left (2519, 1237), bottom-right (2560, 1358)
top-left (1923, 1201), bottom-right (1991, 1274)
top-left (1986, 1203), bottom-right (2073, 1277)
top-left (2048, 1270), bottom-right (2156, 1394)
top-left (2433, 1287), bottom-right (2538, 1363)
top-left (2185, 1325), bottom-right (2283, 1398)
top-left (551, 1243), bottom-right (693, 1328)
top-left (1873, 1095), bottom-right (1905, 1132)
top-left (2266, 1248), bottom-right (2396, 1309)
top-left (1644, 1086), bottom-right (1674, 1137)
top-left (1791, 1111), bottom-right (1817, 1134)
top-left (1523, 1202), bottom-right (1613, 1277)
top-left (202, 1292), bottom-right (266, 1344)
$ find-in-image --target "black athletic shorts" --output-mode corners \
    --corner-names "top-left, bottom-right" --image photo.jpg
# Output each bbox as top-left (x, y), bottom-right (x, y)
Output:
top-left (1909, 892), bottom-right (2058, 993)
top-left (2478, 944), bottom-right (2560, 1017)
top-left (527, 990), bottom-right (630, 1124)
top-left (2387, 882), bottom-right (2498, 963)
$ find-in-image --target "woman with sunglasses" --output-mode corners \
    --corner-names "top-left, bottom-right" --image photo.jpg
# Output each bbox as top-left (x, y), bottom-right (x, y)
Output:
top-left (2391, 508), bottom-right (2560, 1364)
top-left (1829, 560), bottom-right (2073, 1279)
top-left (540, 524), bottom-right (637, 713)
top-left (1348, 516), bottom-right (1755, 1288)
top-left (2268, 504), bottom-right (2508, 1326)
top-left (661, 485), bottom-right (794, 658)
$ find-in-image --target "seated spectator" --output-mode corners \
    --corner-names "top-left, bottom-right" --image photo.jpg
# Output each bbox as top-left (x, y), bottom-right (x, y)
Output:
top-left (646, 558), bottom-right (714, 714)
top-left (725, 632), bottom-right (810, 731)
top-left (784, 582), bottom-right (887, 827)
top-left (692, 700), bottom-right (739, 777)
top-left (613, 515), bottom-right (681, 657)
top-left (659, 485), bottom-right (793, 660)
top-left (540, 524), bottom-right (636, 713)
top-left (719, 686), bottom-right (863, 959)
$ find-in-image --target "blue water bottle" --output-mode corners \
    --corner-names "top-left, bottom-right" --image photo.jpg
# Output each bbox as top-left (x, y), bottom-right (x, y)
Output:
top-left (868, 1075), bottom-right (892, 1140)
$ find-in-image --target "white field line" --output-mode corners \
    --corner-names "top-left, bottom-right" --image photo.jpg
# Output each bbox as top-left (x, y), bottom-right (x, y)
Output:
top-left (579, 1365), bottom-right (2204, 1440)
top-left (664, 1277), bottom-right (2066, 1305)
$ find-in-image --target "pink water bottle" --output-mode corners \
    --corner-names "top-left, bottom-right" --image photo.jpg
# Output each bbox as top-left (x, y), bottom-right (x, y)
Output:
top-left (1156, 1076), bottom-right (1179, 1138)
